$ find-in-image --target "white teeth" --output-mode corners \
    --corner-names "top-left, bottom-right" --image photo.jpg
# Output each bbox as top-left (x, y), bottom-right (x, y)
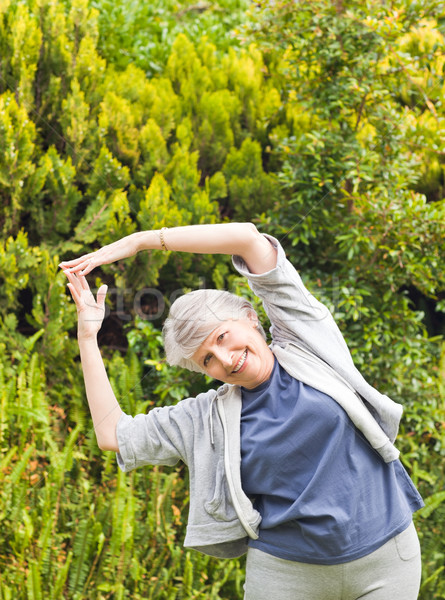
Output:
top-left (233, 350), bottom-right (247, 373)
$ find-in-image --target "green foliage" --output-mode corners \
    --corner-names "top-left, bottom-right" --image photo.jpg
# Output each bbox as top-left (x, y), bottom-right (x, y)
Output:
top-left (91, 0), bottom-right (250, 76)
top-left (223, 138), bottom-right (278, 218)
top-left (26, 147), bottom-right (83, 242)
top-left (126, 317), bottom-right (211, 404)
top-left (0, 92), bottom-right (37, 236)
top-left (0, 341), bottom-right (243, 598)
top-left (0, 0), bottom-right (444, 597)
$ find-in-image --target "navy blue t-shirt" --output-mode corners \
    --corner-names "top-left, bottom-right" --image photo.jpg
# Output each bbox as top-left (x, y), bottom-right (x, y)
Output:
top-left (240, 359), bottom-right (423, 565)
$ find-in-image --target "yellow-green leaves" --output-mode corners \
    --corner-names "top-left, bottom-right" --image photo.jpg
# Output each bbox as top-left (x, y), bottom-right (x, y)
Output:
top-left (0, 93), bottom-right (36, 235)
top-left (6, 3), bottom-right (42, 108)
top-left (223, 138), bottom-right (278, 218)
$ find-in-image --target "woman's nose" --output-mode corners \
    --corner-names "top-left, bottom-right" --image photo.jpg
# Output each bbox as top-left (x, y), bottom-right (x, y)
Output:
top-left (214, 347), bottom-right (232, 368)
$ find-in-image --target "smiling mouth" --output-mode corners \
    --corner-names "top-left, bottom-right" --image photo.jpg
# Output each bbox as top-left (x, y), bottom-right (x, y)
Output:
top-left (232, 349), bottom-right (248, 373)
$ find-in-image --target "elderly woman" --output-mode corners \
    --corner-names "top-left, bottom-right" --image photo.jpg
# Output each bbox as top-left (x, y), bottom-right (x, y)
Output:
top-left (60, 222), bottom-right (423, 600)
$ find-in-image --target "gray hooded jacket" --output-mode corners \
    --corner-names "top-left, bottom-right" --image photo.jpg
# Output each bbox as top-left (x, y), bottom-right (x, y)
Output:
top-left (116, 235), bottom-right (403, 558)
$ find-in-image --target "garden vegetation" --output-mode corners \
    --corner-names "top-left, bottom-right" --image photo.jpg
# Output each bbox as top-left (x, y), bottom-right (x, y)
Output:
top-left (0, 0), bottom-right (444, 597)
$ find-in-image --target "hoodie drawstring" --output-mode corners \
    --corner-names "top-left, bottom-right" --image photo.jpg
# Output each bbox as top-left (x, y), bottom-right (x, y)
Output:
top-left (209, 395), bottom-right (216, 447)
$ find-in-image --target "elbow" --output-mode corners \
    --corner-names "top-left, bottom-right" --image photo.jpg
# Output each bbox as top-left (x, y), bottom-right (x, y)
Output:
top-left (244, 221), bottom-right (267, 247)
top-left (98, 439), bottom-right (119, 453)
top-left (97, 432), bottom-right (120, 453)
top-left (243, 222), bottom-right (260, 235)
top-left (241, 222), bottom-right (262, 245)
top-left (95, 410), bottom-right (122, 452)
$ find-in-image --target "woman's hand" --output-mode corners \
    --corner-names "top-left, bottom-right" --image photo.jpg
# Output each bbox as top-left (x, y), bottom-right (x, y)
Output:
top-left (59, 234), bottom-right (139, 276)
top-left (64, 270), bottom-right (108, 340)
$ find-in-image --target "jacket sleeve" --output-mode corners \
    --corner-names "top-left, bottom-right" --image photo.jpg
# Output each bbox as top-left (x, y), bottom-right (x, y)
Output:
top-left (232, 234), bottom-right (355, 371)
top-left (116, 390), bottom-right (209, 472)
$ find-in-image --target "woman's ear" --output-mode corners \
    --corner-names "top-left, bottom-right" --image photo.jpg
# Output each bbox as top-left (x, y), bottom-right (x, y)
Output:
top-left (247, 310), bottom-right (259, 328)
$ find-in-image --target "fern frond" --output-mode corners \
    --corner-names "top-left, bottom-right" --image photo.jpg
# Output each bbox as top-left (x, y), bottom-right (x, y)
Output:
top-left (68, 518), bottom-right (94, 594)
top-left (50, 551), bottom-right (72, 600)
top-left (26, 559), bottom-right (43, 600)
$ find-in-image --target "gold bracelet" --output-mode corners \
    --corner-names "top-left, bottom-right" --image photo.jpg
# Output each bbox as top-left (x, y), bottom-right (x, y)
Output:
top-left (159, 227), bottom-right (169, 251)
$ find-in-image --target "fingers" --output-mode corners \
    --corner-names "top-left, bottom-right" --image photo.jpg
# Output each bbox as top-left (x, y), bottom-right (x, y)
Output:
top-left (96, 284), bottom-right (108, 309)
top-left (62, 269), bottom-right (90, 304)
top-left (66, 282), bottom-right (80, 305)
top-left (59, 255), bottom-right (96, 275)
top-left (63, 268), bottom-right (83, 290)
top-left (69, 259), bottom-right (94, 275)
top-left (79, 274), bottom-right (90, 291)
top-left (62, 269), bottom-right (107, 310)
top-left (59, 252), bottom-right (94, 267)
top-left (63, 270), bottom-right (82, 306)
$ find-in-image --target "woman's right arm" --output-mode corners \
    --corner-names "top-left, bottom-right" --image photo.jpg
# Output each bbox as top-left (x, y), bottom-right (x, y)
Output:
top-left (77, 337), bottom-right (122, 452)
top-left (64, 269), bottom-right (122, 452)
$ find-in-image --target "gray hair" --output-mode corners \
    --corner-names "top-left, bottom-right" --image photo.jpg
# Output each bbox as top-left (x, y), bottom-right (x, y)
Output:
top-left (162, 289), bottom-right (266, 373)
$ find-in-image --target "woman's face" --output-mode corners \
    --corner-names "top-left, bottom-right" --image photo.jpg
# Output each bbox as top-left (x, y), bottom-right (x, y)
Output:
top-left (192, 316), bottom-right (274, 389)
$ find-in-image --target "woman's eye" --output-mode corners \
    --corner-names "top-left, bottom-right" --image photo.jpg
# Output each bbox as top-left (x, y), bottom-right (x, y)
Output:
top-left (218, 332), bottom-right (226, 342)
top-left (204, 354), bottom-right (212, 367)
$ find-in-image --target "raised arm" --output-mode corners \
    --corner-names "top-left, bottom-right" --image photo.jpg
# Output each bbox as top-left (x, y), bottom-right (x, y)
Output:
top-left (60, 223), bottom-right (276, 452)
top-left (64, 270), bottom-right (122, 452)
top-left (59, 222), bottom-right (277, 276)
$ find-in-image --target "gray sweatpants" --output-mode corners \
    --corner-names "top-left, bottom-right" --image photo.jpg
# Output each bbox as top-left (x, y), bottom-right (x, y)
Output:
top-left (244, 522), bottom-right (421, 600)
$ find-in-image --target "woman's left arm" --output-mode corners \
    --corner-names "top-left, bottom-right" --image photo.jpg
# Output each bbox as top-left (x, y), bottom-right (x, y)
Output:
top-left (59, 223), bottom-right (277, 276)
